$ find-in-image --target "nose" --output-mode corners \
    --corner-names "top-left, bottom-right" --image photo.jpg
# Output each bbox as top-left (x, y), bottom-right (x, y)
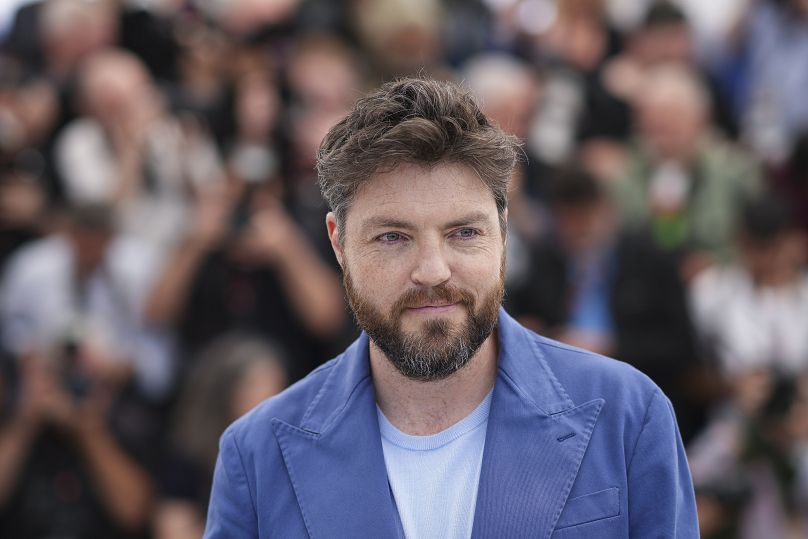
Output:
top-left (410, 240), bottom-right (451, 287)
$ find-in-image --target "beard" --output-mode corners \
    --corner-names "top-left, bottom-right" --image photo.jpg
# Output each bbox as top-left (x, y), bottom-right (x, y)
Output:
top-left (344, 260), bottom-right (504, 381)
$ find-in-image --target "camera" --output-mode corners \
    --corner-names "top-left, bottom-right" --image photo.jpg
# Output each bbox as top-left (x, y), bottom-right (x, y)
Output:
top-left (55, 332), bottom-right (92, 401)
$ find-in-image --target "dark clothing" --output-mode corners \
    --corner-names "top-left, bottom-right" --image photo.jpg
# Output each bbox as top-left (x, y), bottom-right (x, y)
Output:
top-left (119, 8), bottom-right (179, 84)
top-left (178, 251), bottom-right (343, 383)
top-left (0, 430), bottom-right (142, 539)
top-left (508, 231), bottom-right (704, 441)
top-left (0, 385), bottom-right (160, 539)
top-left (158, 449), bottom-right (212, 516)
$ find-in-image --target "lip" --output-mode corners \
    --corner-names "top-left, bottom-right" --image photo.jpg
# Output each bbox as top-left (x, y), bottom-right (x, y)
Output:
top-left (406, 303), bottom-right (459, 314)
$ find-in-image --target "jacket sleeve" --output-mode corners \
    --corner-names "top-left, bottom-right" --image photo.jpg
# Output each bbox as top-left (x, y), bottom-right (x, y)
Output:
top-left (204, 428), bottom-right (258, 538)
top-left (627, 389), bottom-right (699, 538)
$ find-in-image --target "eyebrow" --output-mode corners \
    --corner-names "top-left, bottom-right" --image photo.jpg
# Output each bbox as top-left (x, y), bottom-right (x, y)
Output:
top-left (443, 211), bottom-right (491, 229)
top-left (359, 211), bottom-right (493, 234)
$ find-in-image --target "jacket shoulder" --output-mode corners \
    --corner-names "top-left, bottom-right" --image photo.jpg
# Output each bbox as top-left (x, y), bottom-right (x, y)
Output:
top-left (530, 332), bottom-right (663, 408)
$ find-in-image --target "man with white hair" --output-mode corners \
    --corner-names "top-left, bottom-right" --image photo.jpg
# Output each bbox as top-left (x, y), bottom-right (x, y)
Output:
top-left (614, 64), bottom-right (761, 271)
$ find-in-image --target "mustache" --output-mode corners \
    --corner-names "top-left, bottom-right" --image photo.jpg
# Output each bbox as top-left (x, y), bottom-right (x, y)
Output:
top-left (391, 284), bottom-right (475, 316)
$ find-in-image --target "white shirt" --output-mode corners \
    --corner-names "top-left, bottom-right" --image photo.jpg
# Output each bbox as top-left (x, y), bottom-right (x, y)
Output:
top-left (0, 234), bottom-right (174, 399)
top-left (690, 265), bottom-right (808, 376)
top-left (54, 117), bottom-right (223, 251)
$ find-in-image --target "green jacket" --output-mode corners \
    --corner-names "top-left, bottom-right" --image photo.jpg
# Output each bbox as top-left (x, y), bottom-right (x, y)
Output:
top-left (613, 132), bottom-right (762, 261)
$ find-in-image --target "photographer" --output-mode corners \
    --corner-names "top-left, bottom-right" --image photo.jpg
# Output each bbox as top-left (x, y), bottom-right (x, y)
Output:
top-left (143, 164), bottom-right (348, 383)
top-left (0, 204), bottom-right (165, 538)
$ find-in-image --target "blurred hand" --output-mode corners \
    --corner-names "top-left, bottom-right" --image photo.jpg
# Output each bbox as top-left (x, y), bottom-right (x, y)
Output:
top-left (107, 91), bottom-right (162, 158)
top-left (16, 344), bottom-right (126, 440)
top-left (680, 250), bottom-right (715, 283)
top-left (731, 369), bottom-right (773, 418)
top-left (67, 380), bottom-right (117, 441)
top-left (187, 181), bottom-right (242, 251)
top-left (76, 340), bottom-right (133, 388)
top-left (18, 356), bottom-right (108, 437)
top-left (15, 355), bottom-right (77, 431)
top-left (233, 202), bottom-right (299, 265)
top-left (0, 179), bottom-right (45, 228)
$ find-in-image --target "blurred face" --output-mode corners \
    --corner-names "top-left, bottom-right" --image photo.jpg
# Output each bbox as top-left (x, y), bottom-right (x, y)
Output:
top-left (636, 24), bottom-right (693, 65)
top-left (739, 231), bottom-right (804, 285)
top-left (235, 73), bottom-right (280, 141)
top-left (554, 199), bottom-right (614, 253)
top-left (292, 108), bottom-right (346, 170)
top-left (69, 227), bottom-right (112, 275)
top-left (17, 80), bottom-right (59, 142)
top-left (560, 0), bottom-right (605, 19)
top-left (83, 56), bottom-right (157, 123)
top-left (636, 91), bottom-right (704, 162)
top-left (483, 79), bottom-right (539, 140)
top-left (288, 44), bottom-right (359, 112)
top-left (328, 163), bottom-right (505, 381)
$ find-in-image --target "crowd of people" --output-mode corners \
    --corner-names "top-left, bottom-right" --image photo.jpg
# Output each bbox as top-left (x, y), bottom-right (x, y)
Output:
top-left (0, 0), bottom-right (805, 537)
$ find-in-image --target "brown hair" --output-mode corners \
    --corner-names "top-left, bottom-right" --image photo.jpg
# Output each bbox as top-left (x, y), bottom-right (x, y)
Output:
top-left (316, 77), bottom-right (520, 238)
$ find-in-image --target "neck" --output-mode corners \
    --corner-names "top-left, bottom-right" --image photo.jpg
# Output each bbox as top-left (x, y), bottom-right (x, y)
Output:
top-left (370, 333), bottom-right (498, 436)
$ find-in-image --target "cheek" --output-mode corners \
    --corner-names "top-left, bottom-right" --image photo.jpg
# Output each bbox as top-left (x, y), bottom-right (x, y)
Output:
top-left (454, 250), bottom-right (505, 291)
top-left (347, 242), bottom-right (413, 281)
top-left (345, 254), bottom-right (400, 304)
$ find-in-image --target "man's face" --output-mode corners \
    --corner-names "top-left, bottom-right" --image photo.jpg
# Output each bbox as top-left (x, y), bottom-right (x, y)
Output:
top-left (328, 162), bottom-right (506, 381)
top-left (636, 91), bottom-right (703, 163)
top-left (70, 227), bottom-right (113, 275)
top-left (636, 24), bottom-right (693, 65)
top-left (554, 199), bottom-right (615, 254)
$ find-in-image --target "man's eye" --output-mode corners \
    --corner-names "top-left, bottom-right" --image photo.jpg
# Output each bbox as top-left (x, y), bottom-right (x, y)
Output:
top-left (378, 232), bottom-right (404, 243)
top-left (454, 228), bottom-right (478, 239)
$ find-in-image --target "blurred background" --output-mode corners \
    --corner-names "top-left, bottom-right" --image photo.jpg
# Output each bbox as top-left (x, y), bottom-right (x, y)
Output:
top-left (0, 0), bottom-right (806, 537)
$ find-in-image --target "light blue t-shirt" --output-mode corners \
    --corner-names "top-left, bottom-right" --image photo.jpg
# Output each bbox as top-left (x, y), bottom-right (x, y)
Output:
top-left (377, 390), bottom-right (493, 539)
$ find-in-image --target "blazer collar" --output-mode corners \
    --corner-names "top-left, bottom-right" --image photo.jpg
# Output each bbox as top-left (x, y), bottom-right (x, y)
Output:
top-left (272, 333), bottom-right (403, 538)
top-left (273, 309), bottom-right (602, 538)
top-left (295, 308), bottom-right (577, 434)
top-left (495, 308), bottom-right (576, 414)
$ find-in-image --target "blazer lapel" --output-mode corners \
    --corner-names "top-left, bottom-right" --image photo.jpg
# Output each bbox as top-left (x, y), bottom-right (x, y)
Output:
top-left (272, 311), bottom-right (603, 539)
top-left (272, 334), bottom-right (401, 539)
top-left (471, 310), bottom-right (604, 539)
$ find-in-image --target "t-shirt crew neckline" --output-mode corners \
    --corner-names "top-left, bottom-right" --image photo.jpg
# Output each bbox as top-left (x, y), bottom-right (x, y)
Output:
top-left (376, 389), bottom-right (494, 451)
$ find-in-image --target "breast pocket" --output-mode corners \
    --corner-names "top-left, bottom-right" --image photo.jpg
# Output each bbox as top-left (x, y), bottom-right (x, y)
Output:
top-left (554, 487), bottom-right (620, 531)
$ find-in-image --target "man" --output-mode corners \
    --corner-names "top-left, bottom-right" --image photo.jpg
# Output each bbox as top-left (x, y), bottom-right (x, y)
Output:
top-left (614, 64), bottom-right (761, 272)
top-left (204, 78), bottom-right (698, 538)
top-left (0, 203), bottom-right (173, 399)
top-left (508, 166), bottom-right (704, 442)
top-left (0, 204), bottom-right (163, 536)
top-left (55, 48), bottom-right (223, 251)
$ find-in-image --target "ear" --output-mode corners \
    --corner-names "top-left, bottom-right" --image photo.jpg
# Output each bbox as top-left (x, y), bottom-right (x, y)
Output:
top-left (326, 212), bottom-right (344, 268)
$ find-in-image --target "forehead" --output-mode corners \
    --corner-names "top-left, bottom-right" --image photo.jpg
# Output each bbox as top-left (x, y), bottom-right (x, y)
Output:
top-left (344, 162), bottom-right (499, 232)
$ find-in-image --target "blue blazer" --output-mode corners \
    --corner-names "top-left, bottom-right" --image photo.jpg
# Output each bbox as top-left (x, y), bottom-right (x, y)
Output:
top-left (204, 309), bottom-right (699, 538)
